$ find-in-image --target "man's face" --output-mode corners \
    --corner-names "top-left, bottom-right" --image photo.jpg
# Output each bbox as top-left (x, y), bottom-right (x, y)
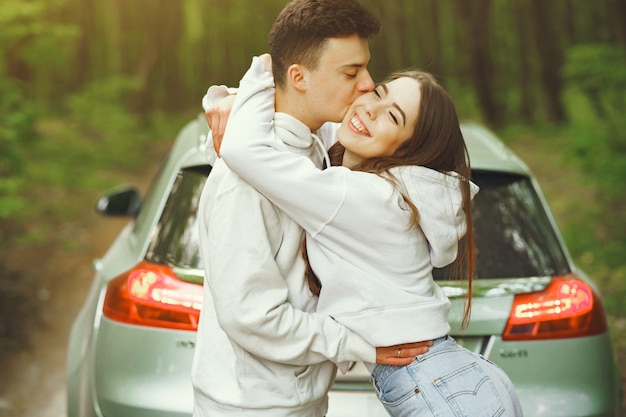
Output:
top-left (303, 34), bottom-right (374, 130)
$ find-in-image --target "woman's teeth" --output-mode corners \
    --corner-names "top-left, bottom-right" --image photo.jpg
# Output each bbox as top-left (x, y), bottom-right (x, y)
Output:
top-left (350, 116), bottom-right (369, 136)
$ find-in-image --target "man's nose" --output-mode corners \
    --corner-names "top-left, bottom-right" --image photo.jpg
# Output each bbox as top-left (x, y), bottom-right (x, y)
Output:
top-left (357, 70), bottom-right (375, 93)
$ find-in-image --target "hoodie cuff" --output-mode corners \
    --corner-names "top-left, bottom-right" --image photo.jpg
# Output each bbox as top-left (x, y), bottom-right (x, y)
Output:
top-left (201, 84), bottom-right (238, 112)
top-left (338, 328), bottom-right (375, 372)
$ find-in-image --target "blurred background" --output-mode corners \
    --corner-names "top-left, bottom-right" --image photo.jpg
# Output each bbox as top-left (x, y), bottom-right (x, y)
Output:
top-left (0, 0), bottom-right (625, 414)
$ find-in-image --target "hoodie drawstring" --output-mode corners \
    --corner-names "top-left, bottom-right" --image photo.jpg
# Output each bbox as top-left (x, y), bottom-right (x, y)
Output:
top-left (311, 133), bottom-right (331, 170)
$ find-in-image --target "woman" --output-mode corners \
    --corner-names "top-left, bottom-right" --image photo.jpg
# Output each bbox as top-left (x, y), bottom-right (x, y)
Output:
top-left (219, 55), bottom-right (523, 417)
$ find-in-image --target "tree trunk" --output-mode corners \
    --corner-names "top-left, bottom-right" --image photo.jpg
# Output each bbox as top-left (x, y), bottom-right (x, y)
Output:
top-left (453, 0), bottom-right (501, 126)
top-left (613, 0), bottom-right (626, 46)
top-left (512, 0), bottom-right (534, 123)
top-left (429, 0), bottom-right (444, 78)
top-left (529, 0), bottom-right (567, 123)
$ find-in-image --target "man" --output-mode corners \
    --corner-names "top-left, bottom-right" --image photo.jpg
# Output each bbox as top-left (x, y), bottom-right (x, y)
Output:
top-left (192, 1), bottom-right (429, 416)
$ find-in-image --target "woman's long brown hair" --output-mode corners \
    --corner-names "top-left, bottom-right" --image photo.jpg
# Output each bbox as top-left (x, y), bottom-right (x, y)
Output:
top-left (303, 71), bottom-right (475, 328)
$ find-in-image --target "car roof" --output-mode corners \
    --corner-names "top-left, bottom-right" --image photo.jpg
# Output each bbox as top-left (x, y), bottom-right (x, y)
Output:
top-left (461, 122), bottom-right (529, 175)
top-left (176, 115), bottom-right (531, 177)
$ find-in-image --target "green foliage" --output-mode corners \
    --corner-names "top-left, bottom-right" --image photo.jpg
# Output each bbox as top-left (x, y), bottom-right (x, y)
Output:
top-left (0, 0), bottom-right (51, 57)
top-left (25, 75), bottom-right (175, 198)
top-left (0, 78), bottom-right (37, 219)
top-left (1, 105), bottom-right (177, 256)
top-left (563, 44), bottom-right (626, 112)
top-left (0, 72), bottom-right (181, 252)
top-left (563, 44), bottom-right (626, 201)
top-left (0, 79), bottom-right (36, 168)
top-left (13, 76), bottom-right (141, 208)
top-left (65, 75), bottom-right (142, 136)
top-left (0, 0), bottom-right (80, 220)
top-left (0, 0), bottom-right (79, 65)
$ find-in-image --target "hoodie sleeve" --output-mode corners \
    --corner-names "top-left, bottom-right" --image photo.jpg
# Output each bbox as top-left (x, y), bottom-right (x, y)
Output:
top-left (220, 56), bottom-right (351, 237)
top-left (201, 84), bottom-right (238, 112)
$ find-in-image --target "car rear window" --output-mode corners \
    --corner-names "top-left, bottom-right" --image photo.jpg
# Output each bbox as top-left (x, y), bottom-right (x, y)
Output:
top-left (145, 166), bottom-right (211, 269)
top-left (435, 171), bottom-right (570, 280)
top-left (145, 166), bottom-right (570, 280)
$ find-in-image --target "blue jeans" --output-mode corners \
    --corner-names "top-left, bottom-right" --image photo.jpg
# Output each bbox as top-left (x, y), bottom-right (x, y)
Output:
top-left (371, 336), bottom-right (523, 417)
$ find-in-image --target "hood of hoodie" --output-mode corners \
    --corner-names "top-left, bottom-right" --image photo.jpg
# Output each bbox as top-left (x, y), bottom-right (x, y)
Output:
top-left (392, 166), bottom-right (479, 268)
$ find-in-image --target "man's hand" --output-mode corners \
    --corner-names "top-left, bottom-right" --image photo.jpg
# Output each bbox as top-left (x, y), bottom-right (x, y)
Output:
top-left (206, 94), bottom-right (236, 155)
top-left (375, 340), bottom-right (433, 366)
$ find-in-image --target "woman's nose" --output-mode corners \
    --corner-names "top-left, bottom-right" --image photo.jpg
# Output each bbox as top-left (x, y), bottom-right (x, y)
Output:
top-left (364, 101), bottom-right (382, 120)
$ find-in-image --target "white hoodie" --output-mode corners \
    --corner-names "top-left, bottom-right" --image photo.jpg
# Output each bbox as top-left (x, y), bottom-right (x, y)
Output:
top-left (221, 57), bottom-right (479, 359)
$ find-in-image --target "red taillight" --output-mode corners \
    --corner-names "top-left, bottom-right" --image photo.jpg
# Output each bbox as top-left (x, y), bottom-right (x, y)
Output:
top-left (102, 261), bottom-right (203, 331)
top-left (503, 275), bottom-right (607, 340)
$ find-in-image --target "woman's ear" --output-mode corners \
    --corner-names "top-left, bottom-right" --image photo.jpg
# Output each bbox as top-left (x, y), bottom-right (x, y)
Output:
top-left (287, 63), bottom-right (307, 92)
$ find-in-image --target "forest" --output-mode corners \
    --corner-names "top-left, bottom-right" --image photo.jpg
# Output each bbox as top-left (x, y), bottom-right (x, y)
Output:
top-left (0, 0), bottom-right (625, 389)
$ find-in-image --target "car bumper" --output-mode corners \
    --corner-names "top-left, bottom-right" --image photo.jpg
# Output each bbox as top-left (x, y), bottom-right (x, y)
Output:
top-left (80, 319), bottom-right (621, 417)
top-left (93, 317), bottom-right (195, 417)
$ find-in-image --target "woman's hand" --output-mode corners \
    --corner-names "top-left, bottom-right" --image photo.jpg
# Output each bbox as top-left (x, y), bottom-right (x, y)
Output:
top-left (258, 53), bottom-right (272, 73)
top-left (205, 94), bottom-right (237, 156)
top-left (206, 54), bottom-right (272, 155)
top-left (375, 340), bottom-right (433, 366)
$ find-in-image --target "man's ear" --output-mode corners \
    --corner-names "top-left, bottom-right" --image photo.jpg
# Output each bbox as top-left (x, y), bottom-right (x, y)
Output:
top-left (286, 63), bottom-right (307, 92)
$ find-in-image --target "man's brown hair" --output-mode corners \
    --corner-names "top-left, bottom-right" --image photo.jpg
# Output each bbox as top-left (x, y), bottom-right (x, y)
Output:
top-left (268, 0), bottom-right (380, 87)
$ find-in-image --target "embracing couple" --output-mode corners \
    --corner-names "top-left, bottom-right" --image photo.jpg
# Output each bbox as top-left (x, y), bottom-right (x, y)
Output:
top-left (191, 1), bottom-right (523, 416)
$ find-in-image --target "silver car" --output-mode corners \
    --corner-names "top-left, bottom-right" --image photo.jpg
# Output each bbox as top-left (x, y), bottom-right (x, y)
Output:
top-left (67, 116), bottom-right (622, 417)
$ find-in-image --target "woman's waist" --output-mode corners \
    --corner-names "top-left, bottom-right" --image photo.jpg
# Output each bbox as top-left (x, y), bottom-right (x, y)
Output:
top-left (326, 301), bottom-right (451, 347)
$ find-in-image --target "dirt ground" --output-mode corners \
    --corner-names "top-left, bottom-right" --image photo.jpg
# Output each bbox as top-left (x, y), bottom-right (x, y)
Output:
top-left (0, 213), bottom-right (130, 417)
top-left (0, 139), bottom-right (623, 417)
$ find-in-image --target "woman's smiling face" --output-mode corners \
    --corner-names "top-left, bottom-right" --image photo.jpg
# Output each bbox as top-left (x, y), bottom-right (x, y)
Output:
top-left (337, 76), bottom-right (421, 168)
